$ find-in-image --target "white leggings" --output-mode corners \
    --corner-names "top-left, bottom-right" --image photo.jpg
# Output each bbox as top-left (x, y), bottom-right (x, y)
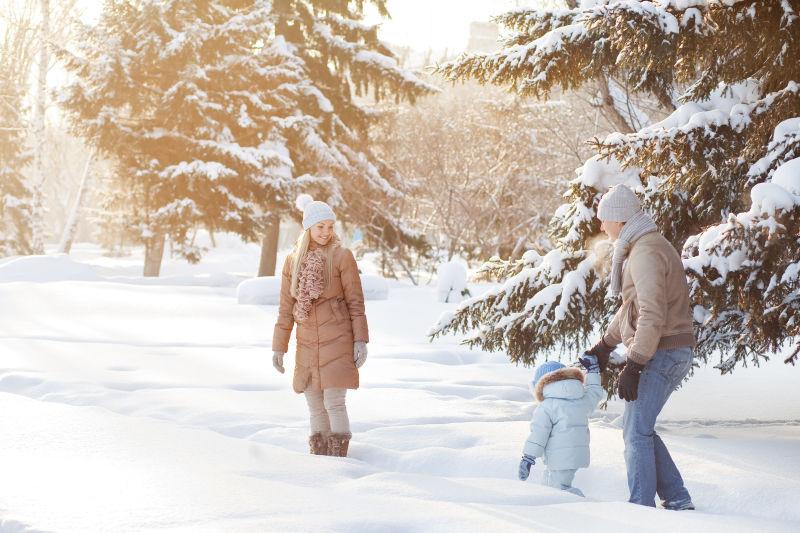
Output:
top-left (304, 388), bottom-right (350, 436)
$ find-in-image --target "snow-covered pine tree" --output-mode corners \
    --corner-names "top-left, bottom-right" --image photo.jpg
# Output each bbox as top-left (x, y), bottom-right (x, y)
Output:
top-left (59, 1), bottom-right (306, 275)
top-left (64, 0), bottom-right (432, 273)
top-left (431, 0), bottom-right (800, 372)
top-left (0, 72), bottom-right (34, 256)
top-left (269, 0), bottom-right (438, 258)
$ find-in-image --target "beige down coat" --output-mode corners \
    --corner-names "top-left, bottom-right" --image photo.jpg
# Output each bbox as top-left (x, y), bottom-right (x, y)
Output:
top-left (602, 232), bottom-right (695, 365)
top-left (272, 245), bottom-right (369, 393)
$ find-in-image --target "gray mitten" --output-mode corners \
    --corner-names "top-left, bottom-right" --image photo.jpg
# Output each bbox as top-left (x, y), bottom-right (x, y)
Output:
top-left (354, 341), bottom-right (368, 368)
top-left (272, 351), bottom-right (285, 374)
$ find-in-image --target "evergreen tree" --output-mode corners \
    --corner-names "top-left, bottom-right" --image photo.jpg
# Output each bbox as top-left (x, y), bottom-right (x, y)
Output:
top-left (269, 0), bottom-right (437, 255)
top-left (431, 0), bottom-right (800, 373)
top-left (0, 72), bottom-right (34, 256)
top-left (60, 0), bottom-right (436, 276)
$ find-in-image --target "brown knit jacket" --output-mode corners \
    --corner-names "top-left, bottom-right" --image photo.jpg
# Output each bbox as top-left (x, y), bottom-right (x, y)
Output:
top-left (602, 232), bottom-right (695, 365)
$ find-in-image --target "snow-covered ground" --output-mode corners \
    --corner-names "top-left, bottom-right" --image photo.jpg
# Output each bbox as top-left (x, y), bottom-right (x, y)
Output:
top-left (1, 241), bottom-right (798, 532)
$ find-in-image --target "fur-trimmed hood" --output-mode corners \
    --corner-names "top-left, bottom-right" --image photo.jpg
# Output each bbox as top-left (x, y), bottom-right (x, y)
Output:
top-left (533, 367), bottom-right (584, 402)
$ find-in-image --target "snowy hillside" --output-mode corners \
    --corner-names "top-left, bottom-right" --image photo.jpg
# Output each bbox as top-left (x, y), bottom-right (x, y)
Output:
top-left (0, 242), bottom-right (798, 532)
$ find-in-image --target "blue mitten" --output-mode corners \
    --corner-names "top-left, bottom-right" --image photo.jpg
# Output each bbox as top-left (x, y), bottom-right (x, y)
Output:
top-left (518, 454), bottom-right (536, 481)
top-left (578, 354), bottom-right (599, 373)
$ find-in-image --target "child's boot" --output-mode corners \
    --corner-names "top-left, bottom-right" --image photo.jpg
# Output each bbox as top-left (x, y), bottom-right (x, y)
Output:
top-left (564, 486), bottom-right (585, 497)
top-left (327, 433), bottom-right (351, 457)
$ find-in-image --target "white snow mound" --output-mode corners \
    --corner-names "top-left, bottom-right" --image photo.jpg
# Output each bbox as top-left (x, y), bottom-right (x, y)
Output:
top-left (0, 254), bottom-right (101, 283)
top-left (237, 276), bottom-right (282, 305)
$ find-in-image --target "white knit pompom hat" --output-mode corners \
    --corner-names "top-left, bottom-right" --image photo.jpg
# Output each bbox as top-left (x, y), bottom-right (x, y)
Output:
top-left (296, 194), bottom-right (336, 230)
top-left (596, 184), bottom-right (642, 222)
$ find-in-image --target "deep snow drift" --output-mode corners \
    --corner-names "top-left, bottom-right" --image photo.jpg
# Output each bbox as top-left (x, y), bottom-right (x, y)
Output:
top-left (0, 241), bottom-right (798, 532)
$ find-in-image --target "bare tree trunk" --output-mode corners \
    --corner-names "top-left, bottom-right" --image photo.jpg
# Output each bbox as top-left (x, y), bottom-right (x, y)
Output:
top-left (30, 0), bottom-right (49, 254)
top-left (394, 248), bottom-right (419, 286)
top-left (143, 234), bottom-right (165, 277)
top-left (57, 148), bottom-right (95, 254)
top-left (510, 235), bottom-right (527, 261)
top-left (564, 0), bottom-right (637, 132)
top-left (596, 73), bottom-right (635, 134)
top-left (257, 213), bottom-right (280, 276)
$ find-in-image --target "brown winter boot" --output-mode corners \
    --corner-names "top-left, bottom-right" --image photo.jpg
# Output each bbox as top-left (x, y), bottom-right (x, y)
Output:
top-left (327, 433), bottom-right (351, 457)
top-left (309, 432), bottom-right (328, 455)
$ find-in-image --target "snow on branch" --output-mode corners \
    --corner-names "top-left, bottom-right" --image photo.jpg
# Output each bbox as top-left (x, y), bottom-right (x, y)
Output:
top-left (312, 22), bottom-right (438, 100)
top-left (430, 244), bottom-right (610, 364)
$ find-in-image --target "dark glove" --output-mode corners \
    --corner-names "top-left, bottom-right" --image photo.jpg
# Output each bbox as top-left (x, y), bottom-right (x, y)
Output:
top-left (585, 338), bottom-right (614, 372)
top-left (617, 361), bottom-right (645, 401)
top-left (518, 454), bottom-right (536, 481)
top-left (578, 354), bottom-right (599, 373)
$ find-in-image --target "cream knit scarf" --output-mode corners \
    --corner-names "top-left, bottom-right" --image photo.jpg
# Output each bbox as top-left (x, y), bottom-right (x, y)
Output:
top-left (609, 212), bottom-right (658, 297)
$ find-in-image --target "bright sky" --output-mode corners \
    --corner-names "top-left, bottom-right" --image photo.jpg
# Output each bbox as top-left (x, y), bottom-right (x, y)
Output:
top-left (74, 0), bottom-right (528, 53)
top-left (366, 0), bottom-right (525, 53)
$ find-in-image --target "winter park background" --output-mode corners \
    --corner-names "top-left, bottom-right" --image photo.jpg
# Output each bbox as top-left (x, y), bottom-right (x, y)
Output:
top-left (1, 0), bottom-right (799, 532)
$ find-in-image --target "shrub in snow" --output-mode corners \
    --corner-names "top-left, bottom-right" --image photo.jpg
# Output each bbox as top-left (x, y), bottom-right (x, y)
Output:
top-left (437, 260), bottom-right (470, 303)
top-left (433, 1), bottom-right (800, 374)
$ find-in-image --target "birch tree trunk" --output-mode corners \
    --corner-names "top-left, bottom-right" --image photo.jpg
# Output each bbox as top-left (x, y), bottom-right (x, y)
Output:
top-left (30, 0), bottom-right (49, 254)
top-left (57, 148), bottom-right (95, 254)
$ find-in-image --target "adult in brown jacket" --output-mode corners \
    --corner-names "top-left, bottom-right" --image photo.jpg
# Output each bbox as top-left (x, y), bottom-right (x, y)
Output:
top-left (584, 184), bottom-right (695, 510)
top-left (271, 197), bottom-right (369, 458)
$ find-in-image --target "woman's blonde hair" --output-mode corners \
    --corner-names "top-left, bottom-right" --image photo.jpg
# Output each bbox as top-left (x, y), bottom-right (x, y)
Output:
top-left (290, 229), bottom-right (340, 297)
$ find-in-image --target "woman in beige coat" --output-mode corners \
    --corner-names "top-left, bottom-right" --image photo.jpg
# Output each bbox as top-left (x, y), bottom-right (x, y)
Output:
top-left (271, 198), bottom-right (369, 458)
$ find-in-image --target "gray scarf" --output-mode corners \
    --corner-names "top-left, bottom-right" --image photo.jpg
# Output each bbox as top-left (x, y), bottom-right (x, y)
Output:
top-left (609, 212), bottom-right (659, 297)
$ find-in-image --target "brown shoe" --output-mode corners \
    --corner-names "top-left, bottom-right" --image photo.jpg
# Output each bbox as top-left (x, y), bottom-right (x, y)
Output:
top-left (309, 432), bottom-right (328, 455)
top-left (327, 433), bottom-right (351, 457)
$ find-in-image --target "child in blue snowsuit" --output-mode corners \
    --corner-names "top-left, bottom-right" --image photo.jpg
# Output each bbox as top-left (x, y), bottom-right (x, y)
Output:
top-left (517, 355), bottom-right (604, 496)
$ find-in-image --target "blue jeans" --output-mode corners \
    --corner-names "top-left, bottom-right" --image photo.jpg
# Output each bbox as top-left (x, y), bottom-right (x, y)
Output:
top-left (623, 346), bottom-right (693, 507)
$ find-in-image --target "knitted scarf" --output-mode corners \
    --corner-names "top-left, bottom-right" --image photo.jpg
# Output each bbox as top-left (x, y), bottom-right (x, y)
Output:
top-left (293, 249), bottom-right (326, 323)
top-left (609, 212), bottom-right (659, 297)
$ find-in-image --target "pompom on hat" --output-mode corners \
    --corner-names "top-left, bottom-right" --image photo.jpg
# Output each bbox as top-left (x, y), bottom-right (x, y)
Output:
top-left (296, 194), bottom-right (336, 230)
